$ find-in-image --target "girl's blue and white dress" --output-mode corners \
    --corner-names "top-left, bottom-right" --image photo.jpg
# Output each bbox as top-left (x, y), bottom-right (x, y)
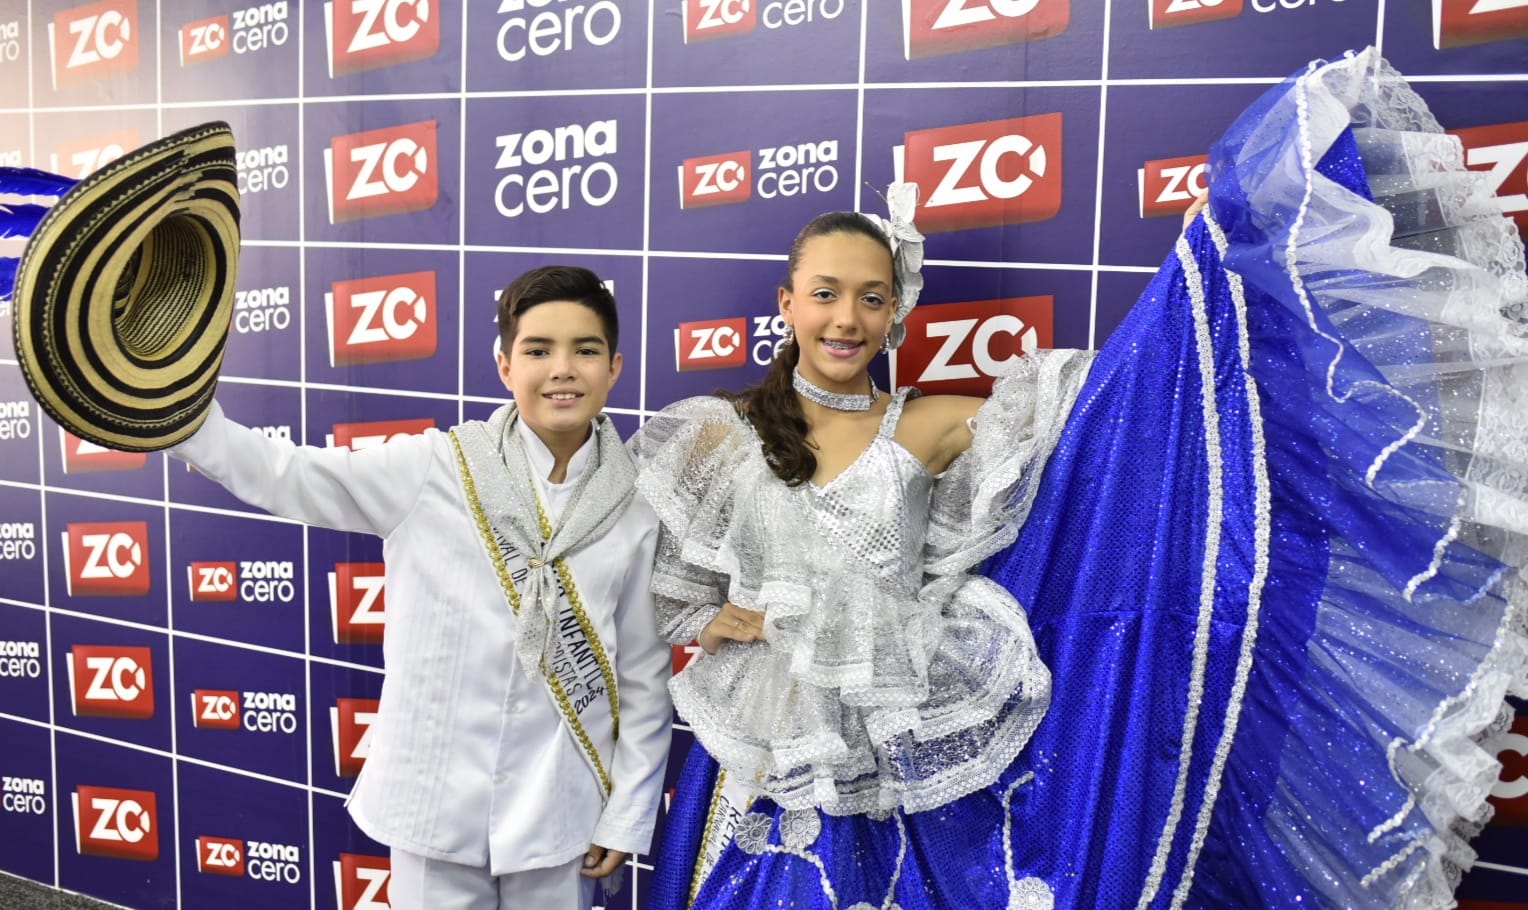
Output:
top-left (631, 49), bottom-right (1528, 910)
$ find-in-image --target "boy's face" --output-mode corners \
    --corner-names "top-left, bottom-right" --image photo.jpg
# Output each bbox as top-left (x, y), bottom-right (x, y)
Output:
top-left (497, 300), bottom-right (622, 442)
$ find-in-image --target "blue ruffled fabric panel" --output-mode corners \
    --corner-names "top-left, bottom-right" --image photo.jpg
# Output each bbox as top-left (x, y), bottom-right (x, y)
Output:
top-left (0, 167), bottom-right (75, 301)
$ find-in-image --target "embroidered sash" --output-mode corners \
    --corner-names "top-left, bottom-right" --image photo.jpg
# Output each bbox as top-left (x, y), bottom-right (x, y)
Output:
top-left (449, 406), bottom-right (630, 797)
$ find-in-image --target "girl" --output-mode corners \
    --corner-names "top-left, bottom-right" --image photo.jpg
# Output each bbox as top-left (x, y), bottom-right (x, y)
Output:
top-left (635, 48), bottom-right (1528, 910)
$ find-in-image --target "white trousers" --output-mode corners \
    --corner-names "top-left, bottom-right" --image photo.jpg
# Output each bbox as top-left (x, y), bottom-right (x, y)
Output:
top-left (388, 850), bottom-right (595, 910)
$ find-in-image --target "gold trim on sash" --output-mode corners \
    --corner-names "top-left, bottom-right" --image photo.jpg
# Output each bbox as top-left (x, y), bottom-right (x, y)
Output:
top-left (449, 431), bottom-right (617, 797)
top-left (534, 489), bottom-right (622, 741)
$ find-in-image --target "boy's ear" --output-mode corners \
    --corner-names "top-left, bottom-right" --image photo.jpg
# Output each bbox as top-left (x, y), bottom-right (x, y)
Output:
top-left (606, 351), bottom-right (624, 390)
top-left (496, 349), bottom-right (513, 393)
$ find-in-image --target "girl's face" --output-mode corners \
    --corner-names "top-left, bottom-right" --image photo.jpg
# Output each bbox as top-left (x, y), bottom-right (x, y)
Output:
top-left (778, 231), bottom-right (897, 394)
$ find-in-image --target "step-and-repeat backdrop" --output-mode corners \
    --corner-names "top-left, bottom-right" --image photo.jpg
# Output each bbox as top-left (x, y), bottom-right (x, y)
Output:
top-left (0, 2), bottom-right (1525, 908)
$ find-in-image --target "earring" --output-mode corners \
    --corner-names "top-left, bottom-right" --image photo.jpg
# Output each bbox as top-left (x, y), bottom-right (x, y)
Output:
top-left (783, 323), bottom-right (795, 345)
top-left (880, 334), bottom-right (891, 353)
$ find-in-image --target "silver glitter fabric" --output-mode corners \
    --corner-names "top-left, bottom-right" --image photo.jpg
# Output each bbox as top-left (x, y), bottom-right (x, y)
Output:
top-left (631, 351), bottom-right (1094, 815)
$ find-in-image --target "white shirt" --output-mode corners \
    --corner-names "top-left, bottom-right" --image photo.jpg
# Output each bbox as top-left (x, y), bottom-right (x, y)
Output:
top-left (171, 403), bottom-right (671, 873)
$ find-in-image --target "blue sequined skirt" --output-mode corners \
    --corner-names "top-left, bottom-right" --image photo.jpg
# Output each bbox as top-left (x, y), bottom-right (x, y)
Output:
top-left (653, 49), bottom-right (1528, 910)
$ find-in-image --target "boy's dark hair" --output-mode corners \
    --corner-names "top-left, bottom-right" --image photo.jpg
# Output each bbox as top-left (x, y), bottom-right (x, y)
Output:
top-left (497, 265), bottom-right (619, 357)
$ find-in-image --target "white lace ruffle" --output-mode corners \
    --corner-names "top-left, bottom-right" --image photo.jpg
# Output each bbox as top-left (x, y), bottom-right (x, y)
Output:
top-left (631, 368), bottom-right (1088, 815)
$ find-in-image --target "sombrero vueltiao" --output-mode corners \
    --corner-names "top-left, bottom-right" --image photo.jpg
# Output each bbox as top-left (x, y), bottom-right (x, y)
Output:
top-left (9, 121), bottom-right (239, 452)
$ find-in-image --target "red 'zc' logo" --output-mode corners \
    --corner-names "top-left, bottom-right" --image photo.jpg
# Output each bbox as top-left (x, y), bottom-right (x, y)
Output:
top-left (676, 317), bottom-right (748, 371)
top-left (72, 784), bottom-right (159, 861)
top-left (326, 271), bottom-right (439, 366)
top-left (682, 0), bottom-right (756, 42)
top-left (902, 0), bottom-right (1070, 59)
top-left (1449, 120), bottom-right (1528, 240)
top-left (895, 297), bottom-right (1054, 396)
top-left (679, 151), bottom-right (752, 209)
top-left (63, 521), bottom-right (151, 597)
top-left (50, 0), bottom-right (140, 91)
top-left (326, 0), bottom-right (441, 76)
top-left (192, 689), bottom-right (241, 729)
top-left (179, 14), bottom-right (230, 65)
top-left (1138, 154), bottom-right (1209, 219)
top-left (325, 121), bottom-right (439, 223)
top-left (50, 129), bottom-right (139, 179)
top-left (60, 430), bottom-right (147, 474)
top-left (1433, 0), bottom-right (1528, 49)
top-left (332, 697), bottom-right (381, 777)
top-left (1148, 0), bottom-right (1242, 30)
top-left (329, 418), bottom-right (435, 451)
top-left (196, 835), bottom-right (245, 876)
top-left (1487, 711), bottom-right (1528, 825)
top-left (335, 852), bottom-right (391, 910)
top-left (901, 114), bottom-right (1064, 233)
top-left (66, 644), bottom-right (156, 719)
top-left (188, 561), bottom-right (239, 602)
top-left (330, 562), bottom-right (387, 645)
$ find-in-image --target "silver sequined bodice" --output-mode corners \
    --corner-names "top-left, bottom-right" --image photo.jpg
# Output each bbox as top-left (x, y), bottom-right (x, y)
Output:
top-left (797, 392), bottom-right (932, 590)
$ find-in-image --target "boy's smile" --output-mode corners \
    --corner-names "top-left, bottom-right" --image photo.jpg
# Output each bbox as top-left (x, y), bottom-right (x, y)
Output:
top-left (497, 300), bottom-right (622, 476)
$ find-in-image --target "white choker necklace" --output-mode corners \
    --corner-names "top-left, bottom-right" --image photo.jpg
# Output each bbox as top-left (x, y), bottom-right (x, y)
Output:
top-left (792, 366), bottom-right (880, 412)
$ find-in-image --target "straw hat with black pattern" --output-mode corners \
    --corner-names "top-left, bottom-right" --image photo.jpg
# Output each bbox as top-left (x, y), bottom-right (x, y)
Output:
top-left (9, 121), bottom-right (240, 452)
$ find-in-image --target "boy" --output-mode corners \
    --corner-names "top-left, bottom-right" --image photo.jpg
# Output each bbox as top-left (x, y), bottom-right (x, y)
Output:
top-left (171, 266), bottom-right (672, 909)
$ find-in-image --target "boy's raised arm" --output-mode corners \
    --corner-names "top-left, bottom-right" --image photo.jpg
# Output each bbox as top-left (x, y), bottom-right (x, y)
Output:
top-left (170, 400), bottom-right (433, 538)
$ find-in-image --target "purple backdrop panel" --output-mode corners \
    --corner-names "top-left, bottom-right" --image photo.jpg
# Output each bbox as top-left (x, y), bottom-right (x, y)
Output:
top-left (1107, 1), bottom-right (1378, 79)
top-left (652, 0), bottom-right (861, 87)
top-left (467, 0), bottom-right (647, 91)
top-left (313, 792), bottom-right (391, 910)
top-left (174, 637), bottom-right (307, 784)
top-left (0, 601), bottom-right (48, 720)
top-left (1095, 269), bottom-right (1155, 348)
top-left (39, 415), bottom-right (164, 501)
top-left (0, 112), bottom-right (27, 167)
top-left (0, 717), bottom-right (55, 884)
top-left (1458, 832), bottom-right (1528, 904)
top-left (167, 382), bottom-right (303, 513)
top-left (865, 0), bottom-right (1103, 82)
top-left (1097, 82), bottom-right (1268, 268)
top-left (0, 3), bottom-right (28, 109)
top-left (650, 90), bottom-right (859, 255)
top-left (1411, 81), bottom-right (1528, 244)
top-left (50, 613), bottom-right (170, 751)
top-left (177, 762), bottom-right (311, 910)
top-left (45, 492), bottom-right (167, 629)
top-left (461, 249), bottom-right (645, 410)
top-left (301, 99), bottom-right (461, 245)
top-left (646, 255), bottom-right (871, 410)
top-left (170, 508), bottom-right (306, 658)
top-left (210, 244), bottom-right (305, 382)
top-left (861, 85), bottom-right (1100, 266)
top-left (462, 94), bottom-right (646, 251)
top-left (307, 661), bottom-right (384, 798)
top-left (0, 486), bottom-right (44, 604)
top-left (1382, 0), bottom-right (1528, 76)
top-left (0, 365), bottom-right (41, 483)
top-left (29, 0), bottom-right (156, 108)
top-left (300, 0), bottom-right (462, 97)
top-left (159, 0), bottom-right (299, 102)
top-left (162, 103), bottom-right (303, 242)
top-left (303, 246), bottom-right (462, 395)
top-left (31, 106), bottom-right (159, 180)
top-left (53, 732), bottom-right (175, 907)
